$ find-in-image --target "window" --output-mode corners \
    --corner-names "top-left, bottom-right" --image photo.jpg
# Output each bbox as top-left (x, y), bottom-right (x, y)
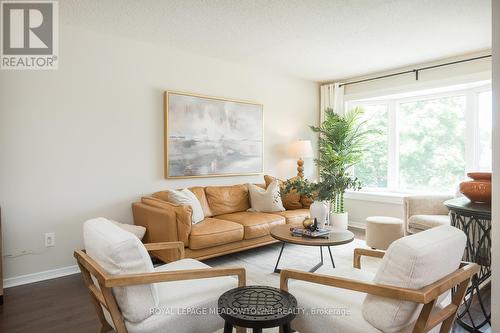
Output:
top-left (347, 82), bottom-right (492, 193)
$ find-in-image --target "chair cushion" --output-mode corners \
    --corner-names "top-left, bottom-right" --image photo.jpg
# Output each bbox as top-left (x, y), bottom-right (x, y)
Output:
top-left (189, 218), bottom-right (244, 250)
top-left (274, 209), bottom-right (310, 225)
top-left (216, 211), bottom-right (285, 239)
top-left (408, 214), bottom-right (450, 232)
top-left (205, 184), bottom-right (250, 215)
top-left (83, 218), bottom-right (158, 323)
top-left (126, 258), bottom-right (237, 333)
top-left (290, 267), bottom-right (380, 333)
top-left (362, 225), bottom-right (466, 332)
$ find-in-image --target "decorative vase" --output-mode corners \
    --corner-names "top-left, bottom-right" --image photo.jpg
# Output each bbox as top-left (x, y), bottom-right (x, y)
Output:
top-left (309, 201), bottom-right (328, 229)
top-left (459, 172), bottom-right (492, 203)
top-left (330, 212), bottom-right (348, 230)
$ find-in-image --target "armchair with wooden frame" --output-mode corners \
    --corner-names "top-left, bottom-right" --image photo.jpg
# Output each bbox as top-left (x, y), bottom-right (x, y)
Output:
top-left (280, 226), bottom-right (479, 333)
top-left (75, 218), bottom-right (246, 333)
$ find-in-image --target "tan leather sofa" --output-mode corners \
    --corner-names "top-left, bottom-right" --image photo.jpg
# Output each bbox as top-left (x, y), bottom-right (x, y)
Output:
top-left (132, 183), bottom-right (310, 263)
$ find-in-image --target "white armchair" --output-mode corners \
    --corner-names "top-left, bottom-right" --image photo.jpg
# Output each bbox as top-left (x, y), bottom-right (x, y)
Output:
top-left (280, 226), bottom-right (478, 333)
top-left (404, 195), bottom-right (454, 234)
top-left (74, 218), bottom-right (246, 333)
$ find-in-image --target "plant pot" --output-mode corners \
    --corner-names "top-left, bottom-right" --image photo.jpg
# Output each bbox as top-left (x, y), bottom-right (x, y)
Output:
top-left (330, 212), bottom-right (348, 230)
top-left (459, 172), bottom-right (491, 203)
top-left (309, 201), bottom-right (328, 229)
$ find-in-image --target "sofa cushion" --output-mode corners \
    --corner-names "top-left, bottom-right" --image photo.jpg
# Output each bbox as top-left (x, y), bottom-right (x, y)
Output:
top-left (189, 186), bottom-right (213, 217)
top-left (205, 184), bottom-right (250, 215)
top-left (408, 214), bottom-right (450, 232)
top-left (216, 212), bottom-right (285, 239)
top-left (274, 209), bottom-right (310, 225)
top-left (189, 218), bottom-right (244, 250)
top-left (83, 218), bottom-right (158, 323)
top-left (362, 225), bottom-right (466, 332)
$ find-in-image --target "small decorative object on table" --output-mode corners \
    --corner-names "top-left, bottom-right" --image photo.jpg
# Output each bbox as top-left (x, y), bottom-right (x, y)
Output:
top-left (290, 226), bottom-right (330, 239)
top-left (218, 285), bottom-right (297, 333)
top-left (459, 172), bottom-right (491, 203)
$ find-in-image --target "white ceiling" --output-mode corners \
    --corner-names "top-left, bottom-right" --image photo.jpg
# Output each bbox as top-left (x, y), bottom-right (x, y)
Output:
top-left (61, 0), bottom-right (492, 82)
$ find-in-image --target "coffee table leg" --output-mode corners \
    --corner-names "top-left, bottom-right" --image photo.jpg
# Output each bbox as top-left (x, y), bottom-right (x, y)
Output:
top-left (282, 323), bottom-right (292, 333)
top-left (309, 247), bottom-right (324, 272)
top-left (223, 321), bottom-right (233, 333)
top-left (274, 242), bottom-right (286, 273)
top-left (328, 246), bottom-right (335, 268)
top-left (253, 329), bottom-right (263, 333)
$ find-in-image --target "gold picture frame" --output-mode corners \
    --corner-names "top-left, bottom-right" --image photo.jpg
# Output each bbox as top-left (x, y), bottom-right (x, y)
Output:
top-left (164, 91), bottom-right (264, 179)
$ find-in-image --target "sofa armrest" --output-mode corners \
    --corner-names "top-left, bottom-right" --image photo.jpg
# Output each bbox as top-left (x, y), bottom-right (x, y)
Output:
top-left (132, 199), bottom-right (192, 263)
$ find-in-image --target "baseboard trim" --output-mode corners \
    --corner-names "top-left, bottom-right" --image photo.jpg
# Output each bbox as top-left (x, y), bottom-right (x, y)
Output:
top-left (4, 265), bottom-right (80, 288)
top-left (348, 220), bottom-right (366, 230)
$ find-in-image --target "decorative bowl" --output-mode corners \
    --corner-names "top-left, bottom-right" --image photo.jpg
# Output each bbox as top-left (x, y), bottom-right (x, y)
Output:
top-left (459, 172), bottom-right (492, 203)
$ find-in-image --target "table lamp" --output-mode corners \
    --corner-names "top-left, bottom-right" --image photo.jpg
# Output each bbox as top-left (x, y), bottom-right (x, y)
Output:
top-left (289, 140), bottom-right (313, 179)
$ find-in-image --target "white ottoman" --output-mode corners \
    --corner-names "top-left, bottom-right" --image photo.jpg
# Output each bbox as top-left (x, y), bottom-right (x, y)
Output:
top-left (366, 216), bottom-right (404, 250)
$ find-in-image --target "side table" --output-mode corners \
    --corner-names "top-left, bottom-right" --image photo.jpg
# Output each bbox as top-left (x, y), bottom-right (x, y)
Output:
top-left (444, 197), bottom-right (490, 332)
top-left (218, 286), bottom-right (297, 333)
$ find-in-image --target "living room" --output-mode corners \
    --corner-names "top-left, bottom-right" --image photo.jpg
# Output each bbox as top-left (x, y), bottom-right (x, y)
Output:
top-left (0, 1), bottom-right (498, 332)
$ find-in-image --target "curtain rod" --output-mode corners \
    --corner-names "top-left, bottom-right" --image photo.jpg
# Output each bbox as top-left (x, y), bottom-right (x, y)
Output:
top-left (337, 54), bottom-right (492, 88)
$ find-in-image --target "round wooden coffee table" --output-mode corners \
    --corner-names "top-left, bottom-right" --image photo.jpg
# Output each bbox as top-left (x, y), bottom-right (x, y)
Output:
top-left (270, 224), bottom-right (354, 273)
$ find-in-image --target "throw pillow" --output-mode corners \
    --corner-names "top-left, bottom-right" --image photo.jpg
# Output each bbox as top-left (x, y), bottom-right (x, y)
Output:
top-left (264, 175), bottom-right (302, 210)
top-left (109, 220), bottom-right (147, 240)
top-left (165, 188), bottom-right (204, 224)
top-left (247, 180), bottom-right (285, 212)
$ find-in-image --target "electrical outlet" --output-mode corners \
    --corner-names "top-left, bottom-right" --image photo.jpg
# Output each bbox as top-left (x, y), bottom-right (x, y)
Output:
top-left (45, 232), bottom-right (55, 247)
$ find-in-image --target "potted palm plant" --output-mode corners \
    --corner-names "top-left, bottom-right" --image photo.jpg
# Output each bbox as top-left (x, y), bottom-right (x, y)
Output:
top-left (284, 107), bottom-right (374, 229)
top-left (311, 107), bottom-right (374, 229)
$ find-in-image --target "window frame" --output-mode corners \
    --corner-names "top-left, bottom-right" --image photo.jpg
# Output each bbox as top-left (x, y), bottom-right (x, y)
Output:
top-left (345, 83), bottom-right (492, 195)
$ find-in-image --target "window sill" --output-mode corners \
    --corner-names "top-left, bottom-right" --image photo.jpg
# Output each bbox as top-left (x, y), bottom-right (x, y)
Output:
top-left (344, 190), bottom-right (406, 205)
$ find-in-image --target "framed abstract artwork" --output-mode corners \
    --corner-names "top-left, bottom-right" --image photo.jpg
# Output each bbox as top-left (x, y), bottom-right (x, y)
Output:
top-left (164, 91), bottom-right (264, 178)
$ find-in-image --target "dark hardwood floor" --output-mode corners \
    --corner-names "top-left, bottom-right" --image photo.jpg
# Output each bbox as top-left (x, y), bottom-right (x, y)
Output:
top-left (0, 229), bottom-right (489, 333)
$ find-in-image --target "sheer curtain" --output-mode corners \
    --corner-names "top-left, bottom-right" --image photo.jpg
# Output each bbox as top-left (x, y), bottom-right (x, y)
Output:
top-left (320, 83), bottom-right (345, 122)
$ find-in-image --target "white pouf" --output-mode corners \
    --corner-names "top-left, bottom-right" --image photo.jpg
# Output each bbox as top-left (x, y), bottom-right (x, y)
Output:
top-left (366, 216), bottom-right (404, 250)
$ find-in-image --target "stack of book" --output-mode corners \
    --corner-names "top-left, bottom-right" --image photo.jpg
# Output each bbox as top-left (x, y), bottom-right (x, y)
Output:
top-left (290, 227), bottom-right (330, 239)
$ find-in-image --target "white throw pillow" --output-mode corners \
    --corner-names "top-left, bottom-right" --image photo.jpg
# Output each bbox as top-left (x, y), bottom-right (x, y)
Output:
top-left (166, 188), bottom-right (204, 224)
top-left (362, 225), bottom-right (466, 332)
top-left (109, 219), bottom-right (146, 240)
top-left (247, 180), bottom-right (285, 212)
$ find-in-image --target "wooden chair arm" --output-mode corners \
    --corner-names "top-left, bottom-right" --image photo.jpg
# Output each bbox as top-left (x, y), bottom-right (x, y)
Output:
top-left (280, 262), bottom-right (479, 304)
top-left (353, 248), bottom-right (385, 269)
top-left (280, 268), bottom-right (426, 303)
top-left (104, 267), bottom-right (246, 288)
top-left (144, 241), bottom-right (185, 260)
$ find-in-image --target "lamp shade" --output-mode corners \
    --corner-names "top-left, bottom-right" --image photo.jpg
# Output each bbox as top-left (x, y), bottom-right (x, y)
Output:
top-left (289, 140), bottom-right (313, 158)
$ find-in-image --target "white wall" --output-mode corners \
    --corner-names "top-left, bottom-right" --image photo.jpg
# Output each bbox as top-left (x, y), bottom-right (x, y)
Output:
top-left (0, 25), bottom-right (319, 280)
top-left (491, 0), bottom-right (499, 329)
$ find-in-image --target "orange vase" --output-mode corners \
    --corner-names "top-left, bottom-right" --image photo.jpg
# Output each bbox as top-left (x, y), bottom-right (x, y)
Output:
top-left (459, 172), bottom-right (492, 203)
